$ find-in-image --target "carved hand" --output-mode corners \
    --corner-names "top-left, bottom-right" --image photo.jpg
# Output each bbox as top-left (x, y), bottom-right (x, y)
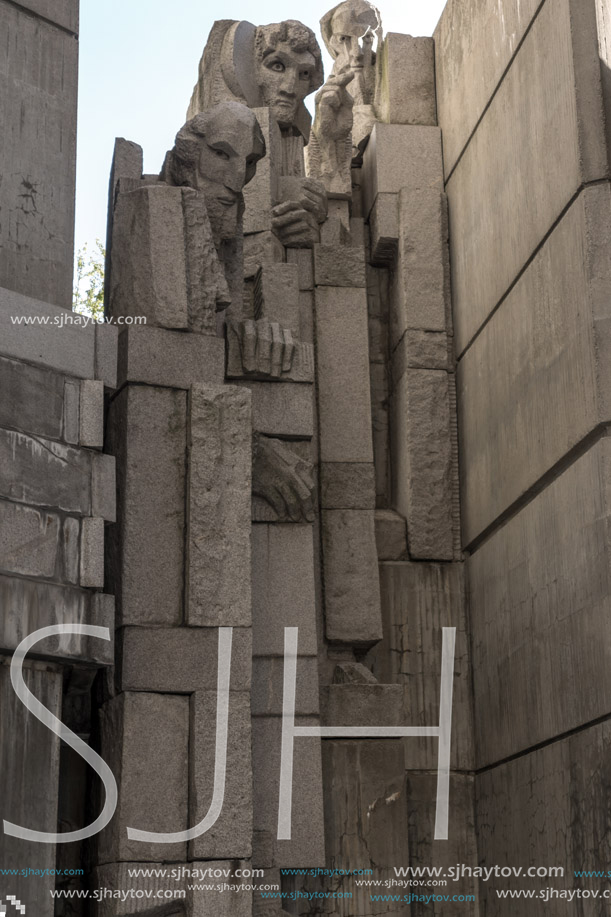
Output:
top-left (313, 69), bottom-right (355, 141)
top-left (272, 200), bottom-right (321, 248)
top-left (231, 319), bottom-right (295, 377)
top-left (253, 434), bottom-right (315, 524)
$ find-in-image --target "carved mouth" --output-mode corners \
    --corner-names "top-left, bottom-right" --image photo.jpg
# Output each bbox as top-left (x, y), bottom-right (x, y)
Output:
top-left (217, 196), bottom-right (238, 206)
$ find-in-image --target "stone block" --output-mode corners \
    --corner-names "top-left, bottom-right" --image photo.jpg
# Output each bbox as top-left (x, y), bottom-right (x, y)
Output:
top-left (0, 429), bottom-right (91, 514)
top-left (226, 325), bottom-right (314, 383)
top-left (251, 524), bottom-right (318, 656)
top-left (0, 501), bottom-right (63, 580)
top-left (469, 437), bottom-right (611, 767)
top-left (391, 189), bottom-right (450, 349)
top-left (190, 691), bottom-right (252, 860)
top-left (252, 716), bottom-right (325, 867)
top-left (92, 453), bottom-right (116, 522)
top-left (0, 7), bottom-right (77, 308)
top-left (458, 185), bottom-right (611, 544)
top-left (80, 379), bottom-right (104, 449)
top-left (367, 562), bottom-right (473, 771)
top-left (299, 290), bottom-right (314, 344)
top-left (244, 231), bottom-right (285, 279)
top-left (0, 355), bottom-right (65, 440)
top-left (95, 323), bottom-right (118, 389)
top-left (375, 34), bottom-right (437, 126)
top-left (240, 381), bottom-right (314, 439)
top-left (254, 263), bottom-right (300, 336)
top-left (313, 244), bottom-right (367, 287)
top-left (370, 360), bottom-right (390, 507)
top-left (374, 510), bottom-right (408, 561)
top-left (320, 462), bottom-right (375, 510)
top-left (106, 386), bottom-right (187, 626)
top-left (0, 660), bottom-right (62, 917)
top-left (63, 378), bottom-right (80, 444)
top-left (391, 369), bottom-right (455, 560)
top-left (393, 330), bottom-right (450, 378)
top-left (322, 510), bottom-right (383, 646)
top-left (287, 248), bottom-right (314, 290)
top-left (97, 692), bottom-right (189, 863)
top-left (361, 123), bottom-right (443, 220)
top-left (119, 626), bottom-right (252, 694)
top-left (187, 385), bottom-right (251, 627)
top-left (369, 192), bottom-right (399, 266)
top-left (252, 656), bottom-right (320, 716)
top-left (109, 185), bottom-right (189, 329)
top-left (117, 324), bottom-right (225, 390)
top-left (321, 684), bottom-right (404, 727)
top-left (315, 286), bottom-right (374, 463)
top-left (243, 108), bottom-right (282, 234)
top-left (0, 287), bottom-right (95, 379)
top-left (17, 0), bottom-right (79, 33)
top-left (446, 0), bottom-right (609, 354)
top-left (80, 517), bottom-right (104, 589)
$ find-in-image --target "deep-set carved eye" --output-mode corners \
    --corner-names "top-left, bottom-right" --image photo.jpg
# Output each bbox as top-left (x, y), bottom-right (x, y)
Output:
top-left (269, 60), bottom-right (285, 72)
top-left (300, 69), bottom-right (311, 80)
top-left (214, 148), bottom-right (230, 161)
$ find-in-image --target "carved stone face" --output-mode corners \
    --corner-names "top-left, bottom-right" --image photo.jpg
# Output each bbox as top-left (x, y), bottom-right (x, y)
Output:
top-left (257, 41), bottom-right (318, 128)
top-left (328, 1), bottom-right (379, 97)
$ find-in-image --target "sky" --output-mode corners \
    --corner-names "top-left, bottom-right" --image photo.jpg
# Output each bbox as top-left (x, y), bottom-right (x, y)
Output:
top-left (74, 0), bottom-right (448, 259)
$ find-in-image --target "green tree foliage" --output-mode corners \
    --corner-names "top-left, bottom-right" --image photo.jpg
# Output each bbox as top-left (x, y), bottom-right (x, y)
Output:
top-left (73, 239), bottom-right (105, 321)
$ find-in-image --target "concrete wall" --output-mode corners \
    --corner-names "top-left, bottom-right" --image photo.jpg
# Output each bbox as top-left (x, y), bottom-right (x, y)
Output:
top-left (435, 0), bottom-right (611, 909)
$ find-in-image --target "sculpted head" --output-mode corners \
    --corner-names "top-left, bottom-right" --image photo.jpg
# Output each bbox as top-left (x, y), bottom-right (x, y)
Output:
top-left (321, 0), bottom-right (381, 77)
top-left (166, 101), bottom-right (266, 242)
top-left (254, 21), bottom-right (324, 129)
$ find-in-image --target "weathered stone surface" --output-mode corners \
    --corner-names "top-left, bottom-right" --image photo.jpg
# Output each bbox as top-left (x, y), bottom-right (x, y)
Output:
top-left (106, 386), bottom-right (187, 626)
top-left (17, 0), bottom-right (79, 33)
top-left (252, 436), bottom-right (315, 523)
top-left (476, 725), bottom-right (611, 915)
top-left (63, 379), bottom-right (80, 444)
top-left (0, 500), bottom-right (63, 580)
top-left (369, 192), bottom-right (398, 266)
top-left (322, 684), bottom-right (404, 726)
top-left (80, 379), bottom-right (104, 449)
top-left (252, 716), bottom-right (325, 867)
top-left (187, 385), bottom-right (251, 627)
top-left (316, 286), bottom-right (374, 463)
top-left (252, 656), bottom-right (320, 716)
top-left (254, 263), bottom-right (300, 336)
top-left (446, 0), bottom-right (609, 354)
top-left (375, 34), bottom-right (437, 126)
top-left (80, 517), bottom-right (104, 589)
top-left (118, 325), bottom-right (225, 390)
top-left (0, 355), bottom-right (65, 441)
top-left (240, 381), bottom-right (314, 439)
top-left (469, 437), bottom-right (611, 767)
top-left (370, 360), bottom-right (389, 507)
top-left (435, 0), bottom-right (541, 175)
top-left (119, 626), bottom-right (251, 694)
top-left (243, 108), bottom-right (282, 234)
top-left (252, 524), bottom-right (318, 656)
top-left (391, 369), bottom-right (455, 560)
top-left (361, 124), bottom-right (443, 219)
top-left (314, 243), bottom-right (367, 287)
top-left (227, 325), bottom-right (314, 383)
top-left (393, 330), bottom-right (450, 377)
top-left (367, 562), bottom-right (472, 771)
top-left (0, 5), bottom-right (77, 308)
top-left (95, 324), bottom-right (118, 390)
top-left (320, 462), bottom-right (375, 510)
top-left (190, 691), bottom-right (253, 860)
top-left (322, 510), bottom-right (383, 646)
top-left (390, 189), bottom-right (450, 349)
top-left (458, 185), bottom-right (611, 544)
top-left (287, 248), bottom-right (314, 290)
top-left (0, 287), bottom-right (95, 379)
top-left (374, 509), bottom-right (408, 561)
top-left (0, 660), bottom-right (62, 917)
top-left (92, 453), bottom-right (116, 522)
top-left (0, 429), bottom-right (91, 514)
top-left (97, 692), bottom-right (189, 864)
top-left (244, 231), bottom-right (285, 280)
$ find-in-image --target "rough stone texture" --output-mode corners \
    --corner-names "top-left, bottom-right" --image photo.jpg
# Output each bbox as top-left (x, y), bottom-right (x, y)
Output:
top-left (252, 656), bottom-right (320, 716)
top-left (367, 562), bottom-right (473, 771)
top-left (254, 263), bottom-right (300, 337)
top-left (434, 0), bottom-right (541, 175)
top-left (243, 108), bottom-right (282, 235)
top-left (190, 691), bottom-right (253, 860)
top-left (321, 684), bottom-right (405, 726)
top-left (370, 361), bottom-right (390, 509)
top-left (63, 378), bottom-right (80, 444)
top-left (80, 380), bottom-right (104, 449)
top-left (117, 325), bottom-right (225, 390)
top-left (0, 287), bottom-right (96, 379)
top-left (393, 330), bottom-right (451, 376)
top-left (106, 386), bottom-right (186, 626)
top-left (244, 231), bottom-right (285, 280)
top-left (369, 192), bottom-right (399, 266)
top-left (240, 381), bottom-right (314, 439)
top-left (322, 510), bottom-right (383, 646)
top-left (392, 370), bottom-right (455, 560)
top-left (0, 500), bottom-right (62, 580)
top-left (0, 4), bottom-right (78, 308)
top-left (0, 660), bottom-right (62, 917)
top-left (92, 453), bottom-right (117, 522)
top-left (469, 437), bottom-right (611, 768)
top-left (251, 524), bottom-right (318, 656)
top-left (287, 248), bottom-right (314, 290)
top-left (446, 0), bottom-right (609, 355)
top-left (95, 323), bottom-right (118, 390)
top-left (375, 34), bottom-right (437, 126)
top-left (0, 355), bottom-right (66, 441)
top-left (458, 185), bottom-right (611, 544)
top-left (110, 185), bottom-right (189, 329)
top-left (314, 244), bottom-right (367, 288)
top-left (80, 517), bottom-right (104, 588)
top-left (227, 327), bottom-right (314, 383)
top-left (361, 124), bottom-right (444, 219)
top-left (97, 692), bottom-right (189, 864)
top-left (187, 385), bottom-right (251, 627)
top-left (476, 724), bottom-right (611, 915)
top-left (390, 189), bottom-right (450, 351)
top-left (320, 462), bottom-right (376, 510)
top-left (374, 509), bottom-right (408, 561)
top-left (17, 0), bottom-right (79, 32)
top-left (252, 436), bottom-right (315, 523)
top-left (316, 286), bottom-right (374, 463)
top-left (252, 716), bottom-right (325, 868)
top-left (119, 626), bottom-right (252, 694)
